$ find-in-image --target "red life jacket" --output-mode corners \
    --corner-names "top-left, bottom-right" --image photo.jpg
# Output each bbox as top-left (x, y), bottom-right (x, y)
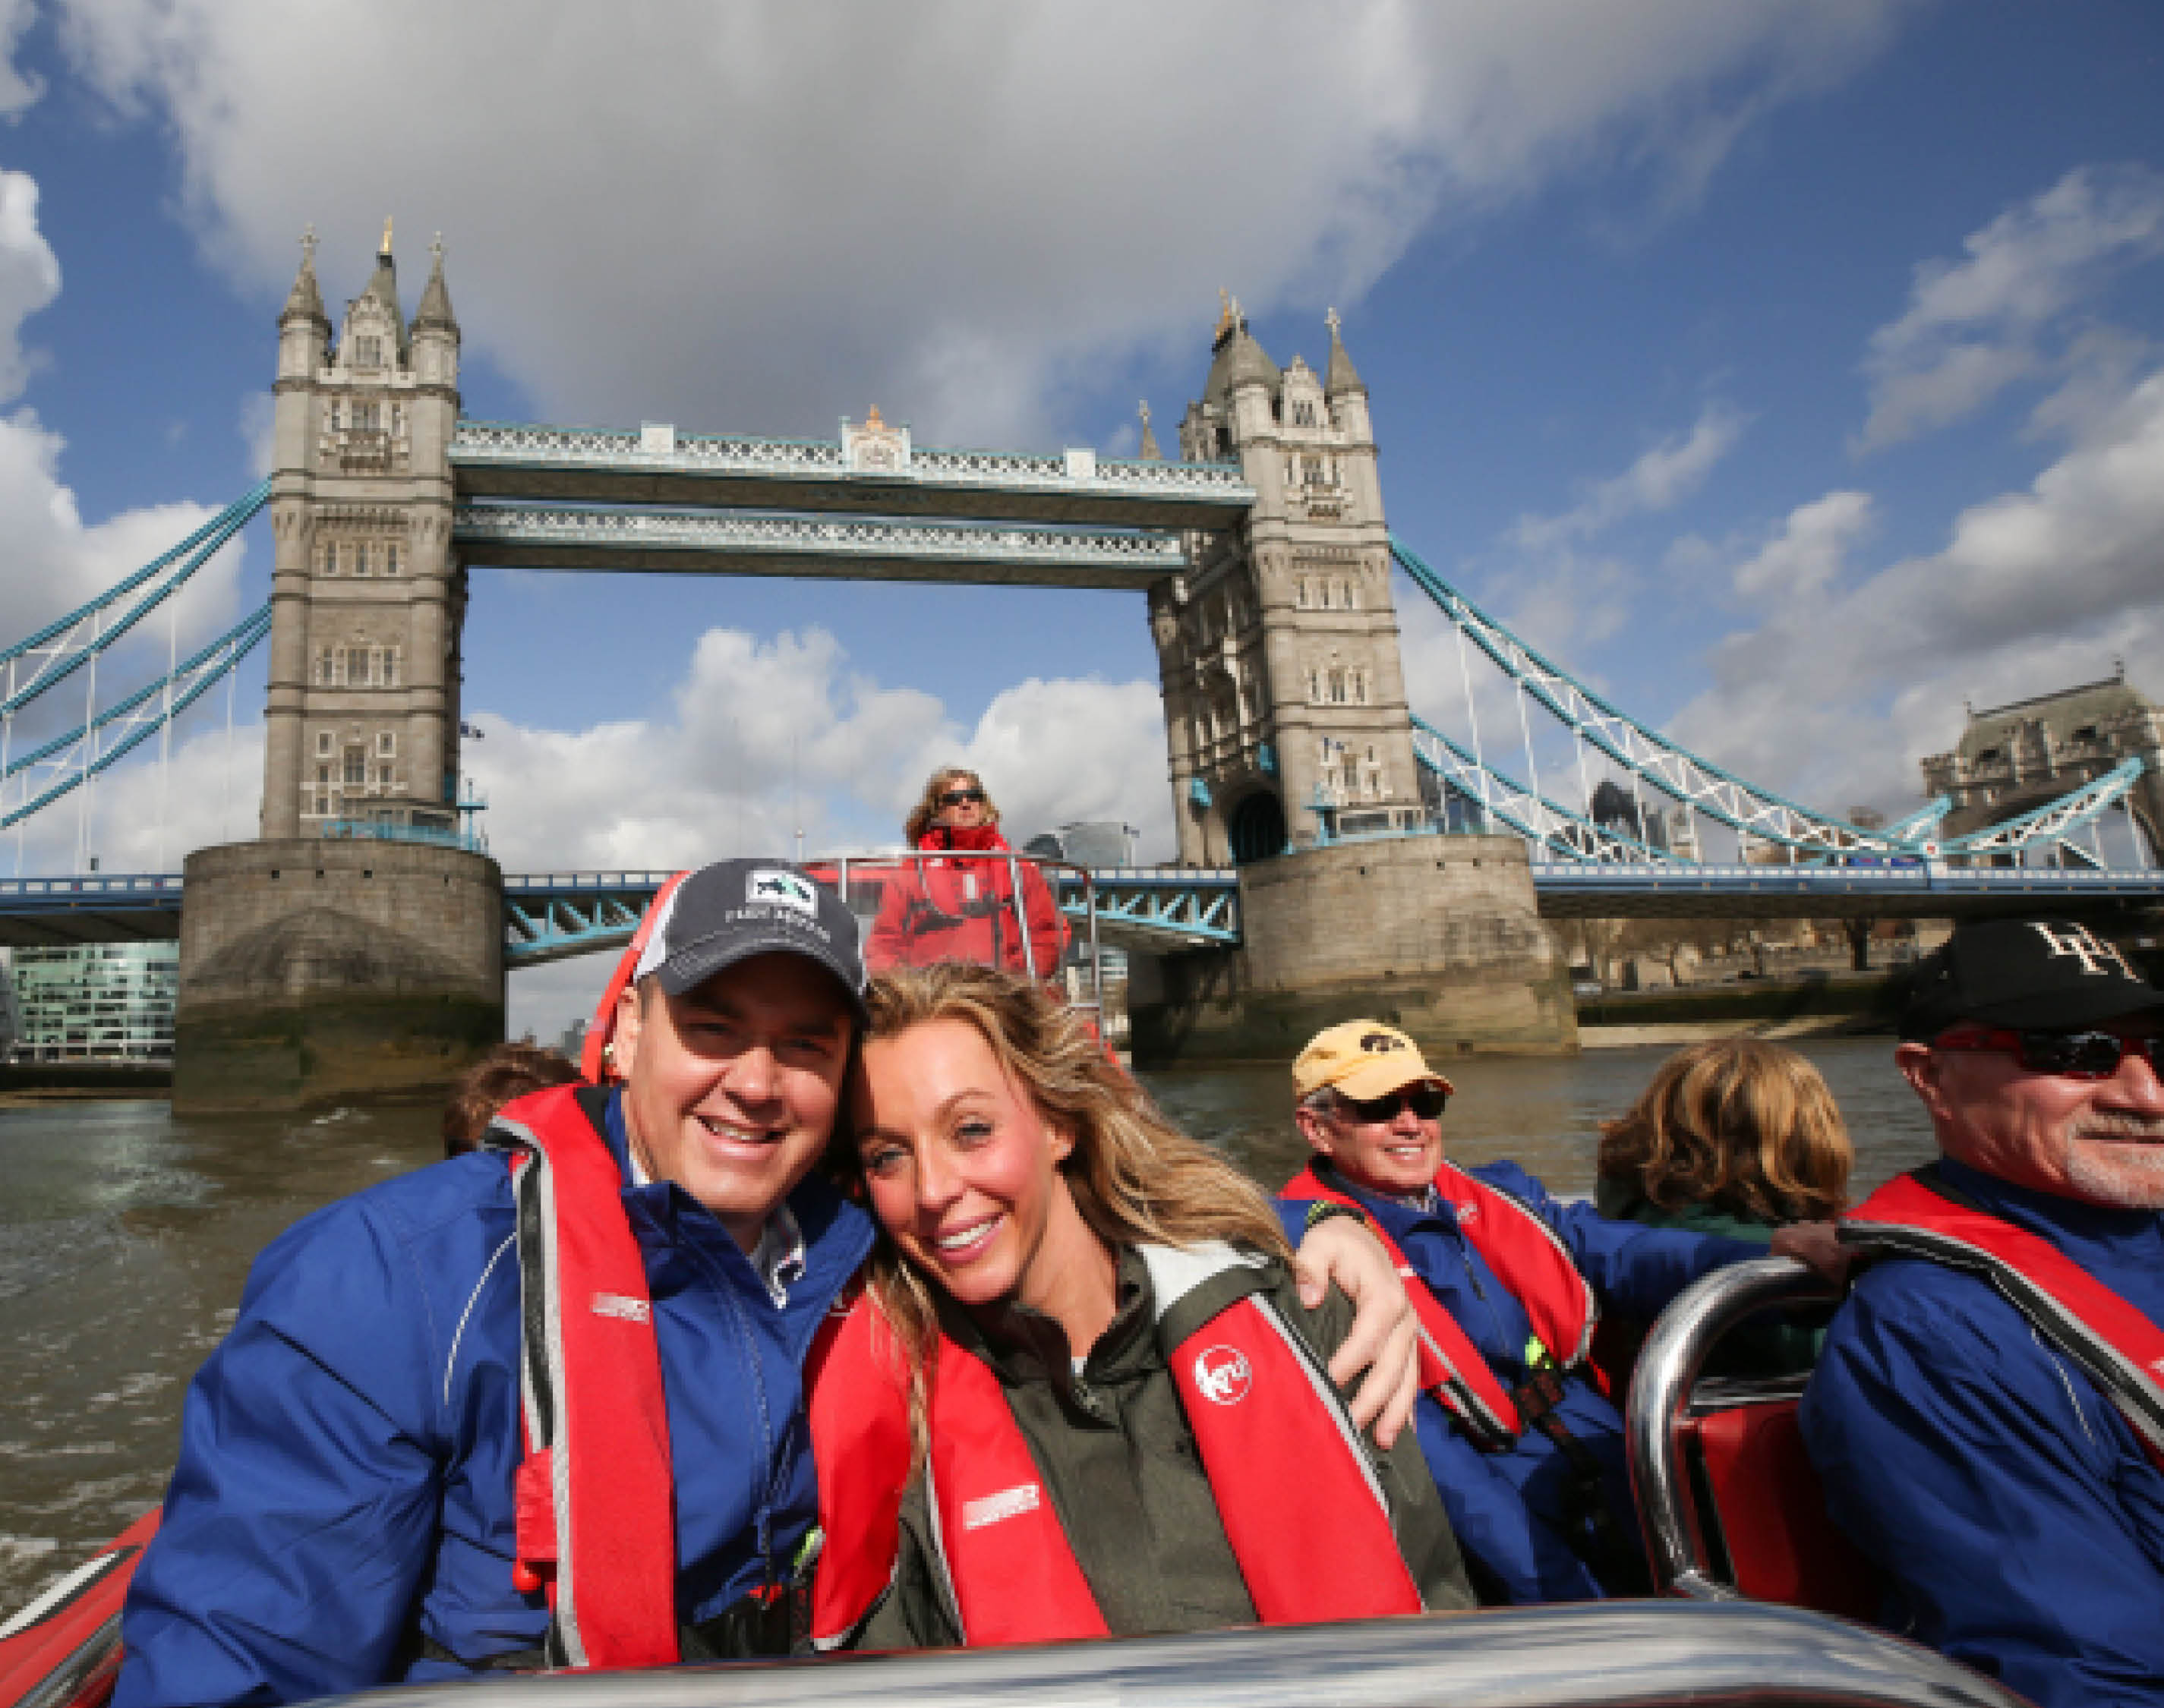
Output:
top-left (806, 1242), bottom-right (1424, 1647)
top-left (1844, 1167), bottom-right (2164, 1473)
top-left (579, 870), bottom-right (691, 1083)
top-left (488, 1084), bottom-right (680, 1669)
top-left (1280, 1162), bottom-right (1599, 1447)
top-left (865, 830), bottom-right (1065, 978)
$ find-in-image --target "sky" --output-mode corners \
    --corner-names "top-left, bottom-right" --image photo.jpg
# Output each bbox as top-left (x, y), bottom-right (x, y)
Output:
top-left (0, 0), bottom-right (2156, 1037)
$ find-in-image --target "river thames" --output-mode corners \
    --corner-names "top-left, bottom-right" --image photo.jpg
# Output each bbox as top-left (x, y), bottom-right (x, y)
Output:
top-left (0, 1037), bottom-right (1937, 1615)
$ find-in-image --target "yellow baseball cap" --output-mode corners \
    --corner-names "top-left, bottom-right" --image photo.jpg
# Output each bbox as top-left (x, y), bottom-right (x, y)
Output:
top-left (1292, 1019), bottom-right (1455, 1103)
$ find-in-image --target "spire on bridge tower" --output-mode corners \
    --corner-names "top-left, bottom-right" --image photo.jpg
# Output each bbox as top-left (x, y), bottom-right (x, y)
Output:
top-left (1323, 307), bottom-right (1364, 399)
top-left (1137, 400), bottom-right (1161, 462)
top-left (282, 229), bottom-right (328, 324)
top-left (414, 232), bottom-right (457, 336)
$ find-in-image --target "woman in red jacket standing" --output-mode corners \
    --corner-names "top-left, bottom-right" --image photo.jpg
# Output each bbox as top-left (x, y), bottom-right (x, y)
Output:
top-left (866, 767), bottom-right (1068, 978)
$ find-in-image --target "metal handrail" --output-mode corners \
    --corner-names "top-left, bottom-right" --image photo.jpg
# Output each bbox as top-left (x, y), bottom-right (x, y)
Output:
top-left (1627, 1256), bottom-right (1841, 1599)
top-left (317, 1600), bottom-right (2026, 1708)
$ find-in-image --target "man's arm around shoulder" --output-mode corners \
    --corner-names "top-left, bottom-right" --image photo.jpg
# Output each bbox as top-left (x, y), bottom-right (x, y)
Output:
top-left (115, 1193), bottom-right (454, 1708)
top-left (1800, 1265), bottom-right (2164, 1708)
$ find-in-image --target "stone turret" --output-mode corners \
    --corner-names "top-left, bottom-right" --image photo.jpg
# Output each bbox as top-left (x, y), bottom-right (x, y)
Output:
top-left (180, 225), bottom-right (497, 1114)
top-left (1323, 307), bottom-right (1372, 440)
top-left (1154, 301), bottom-right (1415, 864)
top-left (1131, 300), bottom-right (1576, 1069)
top-left (276, 231), bottom-right (331, 383)
top-left (411, 234), bottom-right (460, 389)
top-left (259, 223), bottom-right (464, 843)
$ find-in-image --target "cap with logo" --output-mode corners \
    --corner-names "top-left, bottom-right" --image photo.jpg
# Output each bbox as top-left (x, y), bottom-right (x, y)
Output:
top-left (1292, 1019), bottom-right (1456, 1103)
top-left (632, 858), bottom-right (869, 1023)
top-left (1901, 917), bottom-right (2164, 1042)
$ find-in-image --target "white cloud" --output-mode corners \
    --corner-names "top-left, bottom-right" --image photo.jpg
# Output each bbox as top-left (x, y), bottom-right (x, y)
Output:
top-left (45, 0), bottom-right (1905, 445)
top-left (1511, 403), bottom-right (1746, 550)
top-left (1857, 163), bottom-right (2164, 451)
top-left (1671, 357), bottom-right (2164, 814)
top-left (0, 0), bottom-right (39, 120)
top-left (468, 623), bottom-right (1172, 873)
top-left (1730, 489), bottom-right (1872, 600)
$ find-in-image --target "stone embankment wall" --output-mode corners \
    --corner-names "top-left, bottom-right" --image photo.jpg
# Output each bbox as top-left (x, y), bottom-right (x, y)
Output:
top-left (175, 840), bottom-right (503, 1112)
top-left (1131, 836), bottom-right (1577, 1064)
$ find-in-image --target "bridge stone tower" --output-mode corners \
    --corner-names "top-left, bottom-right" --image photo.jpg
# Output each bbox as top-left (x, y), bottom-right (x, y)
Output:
top-left (172, 228), bottom-right (499, 1114)
top-left (1130, 303), bottom-right (1576, 1064)
top-left (261, 224), bottom-right (465, 840)
top-left (1151, 302), bottom-right (1421, 865)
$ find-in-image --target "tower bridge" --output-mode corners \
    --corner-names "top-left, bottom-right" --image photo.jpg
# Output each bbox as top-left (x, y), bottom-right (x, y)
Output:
top-left (1, 228), bottom-right (2156, 1109)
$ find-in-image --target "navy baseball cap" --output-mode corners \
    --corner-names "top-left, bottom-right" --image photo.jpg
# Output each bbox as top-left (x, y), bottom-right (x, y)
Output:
top-left (1900, 918), bottom-right (2164, 1041)
top-left (632, 859), bottom-right (868, 1023)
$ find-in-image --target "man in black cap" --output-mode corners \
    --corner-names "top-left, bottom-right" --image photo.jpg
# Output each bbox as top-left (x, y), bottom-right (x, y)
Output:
top-left (1801, 917), bottom-right (2164, 1708)
top-left (117, 858), bottom-right (1419, 1706)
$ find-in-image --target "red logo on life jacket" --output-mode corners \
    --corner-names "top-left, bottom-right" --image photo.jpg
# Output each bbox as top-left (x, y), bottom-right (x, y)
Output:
top-left (1192, 1344), bottom-right (1252, 1405)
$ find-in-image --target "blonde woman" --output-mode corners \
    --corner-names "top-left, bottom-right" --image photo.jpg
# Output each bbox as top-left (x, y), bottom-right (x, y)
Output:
top-left (810, 961), bottom-right (1474, 1650)
top-left (866, 767), bottom-right (1067, 977)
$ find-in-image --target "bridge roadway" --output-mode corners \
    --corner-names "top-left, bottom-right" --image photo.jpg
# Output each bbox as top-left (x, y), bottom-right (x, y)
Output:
top-left (0, 861), bottom-right (2155, 960)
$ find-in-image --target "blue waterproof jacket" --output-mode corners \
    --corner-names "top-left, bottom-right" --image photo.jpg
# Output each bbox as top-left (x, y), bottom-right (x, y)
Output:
top-left (1276, 1160), bottom-right (1755, 1603)
top-left (1800, 1158), bottom-right (2164, 1708)
top-left (114, 1087), bottom-right (875, 1708)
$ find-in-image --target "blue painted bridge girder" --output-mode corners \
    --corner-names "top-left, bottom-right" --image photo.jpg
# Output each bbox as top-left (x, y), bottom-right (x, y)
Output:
top-left (502, 866), bottom-right (1246, 967)
top-left (0, 859), bottom-right (2156, 958)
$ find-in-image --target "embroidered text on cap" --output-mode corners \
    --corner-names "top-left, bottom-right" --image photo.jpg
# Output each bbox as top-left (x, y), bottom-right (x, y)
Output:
top-left (2030, 922), bottom-right (2137, 982)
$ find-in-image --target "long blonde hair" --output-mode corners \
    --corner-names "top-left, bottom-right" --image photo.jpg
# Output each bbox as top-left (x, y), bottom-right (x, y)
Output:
top-left (1595, 1037), bottom-right (1852, 1223)
top-left (845, 960), bottom-right (1289, 1455)
top-left (902, 766), bottom-right (1000, 848)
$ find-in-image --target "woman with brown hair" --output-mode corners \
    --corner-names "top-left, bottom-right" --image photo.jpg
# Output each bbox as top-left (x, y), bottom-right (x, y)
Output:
top-left (865, 766), bottom-right (1067, 977)
top-left (810, 960), bottom-right (1473, 1650)
top-left (1595, 1037), bottom-right (1853, 1375)
top-left (1595, 1037), bottom-right (1853, 1234)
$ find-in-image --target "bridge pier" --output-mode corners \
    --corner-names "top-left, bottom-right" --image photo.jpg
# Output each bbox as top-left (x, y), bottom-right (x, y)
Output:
top-left (173, 840), bottom-right (504, 1114)
top-left (1128, 837), bottom-right (1578, 1066)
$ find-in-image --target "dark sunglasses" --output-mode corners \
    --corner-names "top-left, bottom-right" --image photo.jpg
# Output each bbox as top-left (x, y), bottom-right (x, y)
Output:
top-left (1932, 1026), bottom-right (2162, 1080)
top-left (938, 788), bottom-right (986, 808)
top-left (1336, 1085), bottom-right (1448, 1123)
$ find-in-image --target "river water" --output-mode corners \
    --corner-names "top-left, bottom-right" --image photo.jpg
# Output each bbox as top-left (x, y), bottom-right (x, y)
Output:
top-left (0, 1037), bottom-right (1937, 1616)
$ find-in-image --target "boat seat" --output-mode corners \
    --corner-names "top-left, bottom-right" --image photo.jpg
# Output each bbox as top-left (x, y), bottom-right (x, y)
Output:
top-left (1629, 1258), bottom-right (1883, 1619)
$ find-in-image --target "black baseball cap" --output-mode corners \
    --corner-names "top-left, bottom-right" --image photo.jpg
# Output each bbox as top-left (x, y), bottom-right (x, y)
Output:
top-left (631, 859), bottom-right (868, 1023)
top-left (1899, 917), bottom-right (2164, 1042)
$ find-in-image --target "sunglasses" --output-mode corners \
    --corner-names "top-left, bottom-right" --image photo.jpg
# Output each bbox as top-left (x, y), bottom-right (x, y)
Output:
top-left (1931, 1026), bottom-right (2162, 1080)
top-left (1335, 1085), bottom-right (1449, 1123)
top-left (938, 788), bottom-right (986, 808)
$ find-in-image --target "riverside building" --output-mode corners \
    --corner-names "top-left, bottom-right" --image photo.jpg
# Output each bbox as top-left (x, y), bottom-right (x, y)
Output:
top-left (8, 943), bottom-right (179, 1063)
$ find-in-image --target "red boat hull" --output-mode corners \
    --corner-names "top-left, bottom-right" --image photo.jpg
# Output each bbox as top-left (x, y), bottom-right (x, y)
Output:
top-left (0, 1509), bottom-right (158, 1708)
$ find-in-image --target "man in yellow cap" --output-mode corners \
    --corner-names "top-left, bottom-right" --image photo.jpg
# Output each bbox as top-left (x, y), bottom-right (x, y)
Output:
top-left (1277, 1019), bottom-right (1841, 1604)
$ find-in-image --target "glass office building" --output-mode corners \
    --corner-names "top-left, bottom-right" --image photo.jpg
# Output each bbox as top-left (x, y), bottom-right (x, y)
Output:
top-left (8, 943), bottom-right (179, 1062)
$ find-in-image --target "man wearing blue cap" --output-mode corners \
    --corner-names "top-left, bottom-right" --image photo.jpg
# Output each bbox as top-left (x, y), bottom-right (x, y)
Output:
top-left (115, 859), bottom-right (1418, 1704)
top-left (1803, 916), bottom-right (2164, 1708)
